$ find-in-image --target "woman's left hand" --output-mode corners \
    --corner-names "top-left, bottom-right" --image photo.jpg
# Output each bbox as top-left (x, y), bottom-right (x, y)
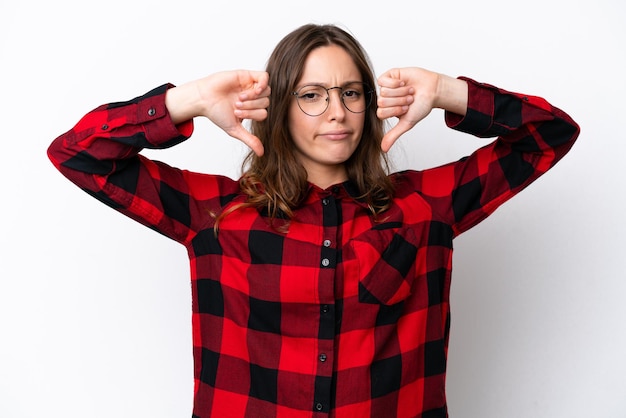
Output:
top-left (377, 68), bottom-right (468, 152)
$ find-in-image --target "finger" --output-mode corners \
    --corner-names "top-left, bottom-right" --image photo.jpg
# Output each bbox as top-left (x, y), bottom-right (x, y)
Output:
top-left (252, 71), bottom-right (270, 93)
top-left (377, 93), bottom-right (413, 114)
top-left (234, 107), bottom-right (268, 122)
top-left (227, 125), bottom-right (265, 156)
top-left (376, 105), bottom-right (409, 121)
top-left (378, 84), bottom-right (414, 99)
top-left (240, 85), bottom-right (271, 102)
top-left (235, 96), bottom-right (270, 112)
top-left (377, 71), bottom-right (405, 87)
top-left (235, 93), bottom-right (269, 122)
top-left (380, 120), bottom-right (413, 153)
top-left (255, 84), bottom-right (271, 98)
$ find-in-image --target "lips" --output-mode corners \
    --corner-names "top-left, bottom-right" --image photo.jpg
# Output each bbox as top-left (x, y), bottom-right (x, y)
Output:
top-left (319, 130), bottom-right (351, 141)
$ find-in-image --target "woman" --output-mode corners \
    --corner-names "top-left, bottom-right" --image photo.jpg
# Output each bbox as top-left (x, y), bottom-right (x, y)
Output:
top-left (48, 23), bottom-right (579, 417)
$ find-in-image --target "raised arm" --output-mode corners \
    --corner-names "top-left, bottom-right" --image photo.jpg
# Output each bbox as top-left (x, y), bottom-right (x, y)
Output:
top-left (383, 71), bottom-right (580, 235)
top-left (47, 70), bottom-right (270, 243)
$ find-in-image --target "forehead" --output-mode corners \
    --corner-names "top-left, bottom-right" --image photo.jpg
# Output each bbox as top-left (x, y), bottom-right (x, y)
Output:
top-left (298, 45), bottom-right (361, 85)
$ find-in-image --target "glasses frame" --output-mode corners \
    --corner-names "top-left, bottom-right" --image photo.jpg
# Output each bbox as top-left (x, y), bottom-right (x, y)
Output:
top-left (291, 82), bottom-right (374, 117)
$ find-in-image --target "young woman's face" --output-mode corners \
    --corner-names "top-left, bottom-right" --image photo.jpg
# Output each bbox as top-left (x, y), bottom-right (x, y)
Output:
top-left (288, 45), bottom-right (366, 187)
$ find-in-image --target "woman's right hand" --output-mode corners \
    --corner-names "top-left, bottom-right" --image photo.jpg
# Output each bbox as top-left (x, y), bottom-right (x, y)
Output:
top-left (165, 70), bottom-right (271, 156)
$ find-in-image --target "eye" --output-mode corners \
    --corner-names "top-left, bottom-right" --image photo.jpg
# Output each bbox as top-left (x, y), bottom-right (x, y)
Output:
top-left (298, 86), bottom-right (326, 102)
top-left (300, 92), bottom-right (320, 101)
top-left (342, 84), bottom-right (365, 101)
top-left (343, 89), bottom-right (361, 99)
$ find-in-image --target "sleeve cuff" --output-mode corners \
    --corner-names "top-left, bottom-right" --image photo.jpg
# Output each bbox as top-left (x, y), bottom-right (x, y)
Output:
top-left (444, 77), bottom-right (496, 138)
top-left (134, 84), bottom-right (194, 147)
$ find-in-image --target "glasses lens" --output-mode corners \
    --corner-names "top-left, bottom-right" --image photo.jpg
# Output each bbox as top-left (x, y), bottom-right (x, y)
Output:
top-left (341, 82), bottom-right (371, 113)
top-left (295, 85), bottom-right (329, 116)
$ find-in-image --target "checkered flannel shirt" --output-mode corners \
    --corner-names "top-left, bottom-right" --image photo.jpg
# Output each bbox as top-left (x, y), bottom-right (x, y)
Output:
top-left (48, 77), bottom-right (579, 417)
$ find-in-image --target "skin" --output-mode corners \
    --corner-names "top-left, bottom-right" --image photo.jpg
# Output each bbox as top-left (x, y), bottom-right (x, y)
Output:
top-left (287, 45), bottom-right (366, 188)
top-left (165, 70), bottom-right (271, 157)
top-left (377, 67), bottom-right (468, 151)
top-left (164, 48), bottom-right (469, 188)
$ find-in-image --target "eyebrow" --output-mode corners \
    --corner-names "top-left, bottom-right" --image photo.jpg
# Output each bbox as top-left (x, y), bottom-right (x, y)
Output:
top-left (294, 80), bottom-right (364, 90)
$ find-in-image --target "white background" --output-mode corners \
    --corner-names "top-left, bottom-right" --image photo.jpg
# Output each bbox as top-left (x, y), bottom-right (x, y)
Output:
top-left (1, 0), bottom-right (624, 417)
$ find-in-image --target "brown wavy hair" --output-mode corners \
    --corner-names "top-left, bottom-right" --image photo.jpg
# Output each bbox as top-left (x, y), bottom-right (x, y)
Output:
top-left (221, 24), bottom-right (394, 228)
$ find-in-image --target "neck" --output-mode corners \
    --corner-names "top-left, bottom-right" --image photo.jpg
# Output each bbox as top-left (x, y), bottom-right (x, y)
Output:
top-left (306, 165), bottom-right (348, 190)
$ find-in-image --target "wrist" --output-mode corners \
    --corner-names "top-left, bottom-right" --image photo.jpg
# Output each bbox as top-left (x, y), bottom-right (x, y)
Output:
top-left (434, 74), bottom-right (468, 116)
top-left (165, 80), bottom-right (204, 125)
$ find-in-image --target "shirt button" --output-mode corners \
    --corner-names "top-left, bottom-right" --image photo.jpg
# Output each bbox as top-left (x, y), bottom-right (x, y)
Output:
top-left (147, 108), bottom-right (156, 116)
top-left (323, 239), bottom-right (331, 247)
top-left (321, 304), bottom-right (329, 313)
top-left (322, 198), bottom-right (329, 206)
top-left (319, 353), bottom-right (327, 362)
top-left (315, 402), bottom-right (323, 411)
top-left (321, 258), bottom-right (330, 267)
top-left (101, 124), bottom-right (109, 130)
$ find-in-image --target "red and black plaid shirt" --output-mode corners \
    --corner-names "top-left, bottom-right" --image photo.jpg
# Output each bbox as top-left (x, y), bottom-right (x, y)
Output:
top-left (48, 78), bottom-right (579, 417)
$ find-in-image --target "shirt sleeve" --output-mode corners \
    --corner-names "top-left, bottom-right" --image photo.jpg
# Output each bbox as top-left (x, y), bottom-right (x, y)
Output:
top-left (47, 84), bottom-right (239, 244)
top-left (402, 77), bottom-right (580, 236)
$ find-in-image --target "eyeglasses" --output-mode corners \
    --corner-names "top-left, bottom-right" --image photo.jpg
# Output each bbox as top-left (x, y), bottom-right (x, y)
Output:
top-left (291, 82), bottom-right (373, 116)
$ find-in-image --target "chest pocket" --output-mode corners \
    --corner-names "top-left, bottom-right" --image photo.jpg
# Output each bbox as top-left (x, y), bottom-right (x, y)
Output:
top-left (348, 225), bottom-right (422, 305)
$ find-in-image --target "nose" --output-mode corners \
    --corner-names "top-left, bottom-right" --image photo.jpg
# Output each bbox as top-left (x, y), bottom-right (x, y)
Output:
top-left (326, 87), bottom-right (346, 120)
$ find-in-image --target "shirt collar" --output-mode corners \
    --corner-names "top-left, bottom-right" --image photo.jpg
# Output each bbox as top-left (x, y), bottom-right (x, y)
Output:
top-left (304, 180), bottom-right (370, 209)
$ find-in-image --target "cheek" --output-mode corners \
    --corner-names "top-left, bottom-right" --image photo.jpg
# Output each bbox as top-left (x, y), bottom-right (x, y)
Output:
top-left (287, 105), bottom-right (299, 135)
top-left (354, 114), bottom-right (366, 139)
top-left (288, 105), bottom-right (315, 140)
